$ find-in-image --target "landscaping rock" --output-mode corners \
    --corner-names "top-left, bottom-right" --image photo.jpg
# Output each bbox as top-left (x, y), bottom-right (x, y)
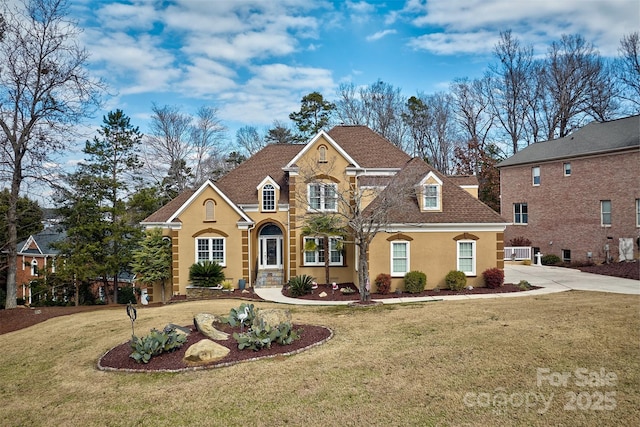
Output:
top-left (183, 339), bottom-right (230, 364)
top-left (319, 291), bottom-right (327, 298)
top-left (166, 323), bottom-right (191, 337)
top-left (254, 308), bottom-right (292, 328)
top-left (193, 313), bottom-right (229, 340)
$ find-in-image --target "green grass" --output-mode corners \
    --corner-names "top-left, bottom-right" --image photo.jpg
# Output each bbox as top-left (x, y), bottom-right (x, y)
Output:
top-left (0, 291), bottom-right (638, 426)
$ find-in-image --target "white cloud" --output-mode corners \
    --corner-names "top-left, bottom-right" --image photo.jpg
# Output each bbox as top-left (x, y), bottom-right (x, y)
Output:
top-left (366, 29), bottom-right (397, 42)
top-left (404, 0), bottom-right (639, 56)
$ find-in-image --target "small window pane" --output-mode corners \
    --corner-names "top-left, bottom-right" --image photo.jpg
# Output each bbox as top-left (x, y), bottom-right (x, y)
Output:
top-left (532, 167), bottom-right (540, 186)
top-left (563, 162), bottom-right (571, 176)
top-left (601, 200), bottom-right (611, 226)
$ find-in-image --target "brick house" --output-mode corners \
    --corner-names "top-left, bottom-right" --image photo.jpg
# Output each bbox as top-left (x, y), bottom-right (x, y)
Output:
top-left (15, 229), bottom-right (64, 303)
top-left (498, 115), bottom-right (640, 264)
top-left (142, 125), bottom-right (507, 302)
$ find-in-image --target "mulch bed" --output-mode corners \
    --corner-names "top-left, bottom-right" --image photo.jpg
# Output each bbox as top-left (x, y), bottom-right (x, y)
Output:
top-left (283, 282), bottom-right (539, 302)
top-left (98, 323), bottom-right (332, 372)
top-left (576, 260), bottom-right (638, 280)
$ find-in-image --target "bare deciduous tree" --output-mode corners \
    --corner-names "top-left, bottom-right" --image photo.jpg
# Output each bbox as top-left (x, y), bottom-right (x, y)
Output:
top-left (486, 30), bottom-right (535, 154)
top-left (615, 32), bottom-right (640, 112)
top-left (236, 125), bottom-right (264, 156)
top-left (0, 0), bottom-right (103, 309)
top-left (144, 104), bottom-right (226, 193)
top-left (539, 34), bottom-right (617, 139)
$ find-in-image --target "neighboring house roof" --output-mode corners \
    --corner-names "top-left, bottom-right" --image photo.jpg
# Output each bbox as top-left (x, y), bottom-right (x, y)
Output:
top-left (17, 229), bottom-right (66, 256)
top-left (498, 115), bottom-right (640, 168)
top-left (368, 158), bottom-right (506, 224)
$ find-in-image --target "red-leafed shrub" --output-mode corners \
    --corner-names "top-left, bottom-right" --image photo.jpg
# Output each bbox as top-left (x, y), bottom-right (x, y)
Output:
top-left (483, 268), bottom-right (504, 289)
top-left (509, 236), bottom-right (531, 246)
top-left (374, 273), bottom-right (392, 294)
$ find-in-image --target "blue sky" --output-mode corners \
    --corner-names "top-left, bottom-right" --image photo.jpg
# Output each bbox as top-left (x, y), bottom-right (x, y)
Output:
top-left (68, 0), bottom-right (638, 144)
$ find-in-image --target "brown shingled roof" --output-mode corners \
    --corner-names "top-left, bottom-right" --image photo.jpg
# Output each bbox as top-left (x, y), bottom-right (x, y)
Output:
top-left (368, 158), bottom-right (506, 224)
top-left (142, 189), bottom-right (195, 223)
top-left (327, 125), bottom-right (411, 168)
top-left (216, 144), bottom-right (305, 205)
top-left (447, 175), bottom-right (479, 186)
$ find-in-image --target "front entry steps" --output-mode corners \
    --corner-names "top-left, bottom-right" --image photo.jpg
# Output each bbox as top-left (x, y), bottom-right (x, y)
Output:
top-left (255, 269), bottom-right (285, 288)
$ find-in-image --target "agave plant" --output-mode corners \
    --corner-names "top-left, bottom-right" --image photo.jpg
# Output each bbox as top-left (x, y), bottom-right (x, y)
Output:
top-left (189, 261), bottom-right (225, 287)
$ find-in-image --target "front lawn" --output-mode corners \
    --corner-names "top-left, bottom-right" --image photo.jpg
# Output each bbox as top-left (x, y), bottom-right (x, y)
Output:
top-left (0, 291), bottom-right (637, 426)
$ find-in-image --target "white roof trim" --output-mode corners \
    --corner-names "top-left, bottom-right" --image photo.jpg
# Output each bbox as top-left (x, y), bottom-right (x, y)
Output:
top-left (418, 171), bottom-right (443, 186)
top-left (167, 180), bottom-right (253, 224)
top-left (384, 223), bottom-right (507, 233)
top-left (256, 175), bottom-right (280, 190)
top-left (284, 130), bottom-right (361, 170)
top-left (18, 235), bottom-right (41, 254)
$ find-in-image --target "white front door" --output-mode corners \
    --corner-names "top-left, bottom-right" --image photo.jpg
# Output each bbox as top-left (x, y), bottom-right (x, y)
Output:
top-left (259, 236), bottom-right (283, 269)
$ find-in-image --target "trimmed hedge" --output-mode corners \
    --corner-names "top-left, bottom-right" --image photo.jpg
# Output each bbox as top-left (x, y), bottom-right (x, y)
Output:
top-left (482, 267), bottom-right (504, 289)
top-left (445, 270), bottom-right (467, 291)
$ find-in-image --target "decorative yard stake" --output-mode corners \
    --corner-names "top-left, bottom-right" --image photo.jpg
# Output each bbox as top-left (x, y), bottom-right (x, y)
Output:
top-left (126, 303), bottom-right (137, 337)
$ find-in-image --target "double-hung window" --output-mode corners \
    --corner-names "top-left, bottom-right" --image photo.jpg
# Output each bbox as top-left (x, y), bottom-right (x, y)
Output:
top-left (514, 203), bottom-right (528, 224)
top-left (196, 237), bottom-right (226, 266)
top-left (304, 237), bottom-right (343, 265)
top-left (532, 166), bottom-right (540, 186)
top-left (636, 199), bottom-right (640, 228)
top-left (308, 183), bottom-right (337, 211)
top-left (391, 241), bottom-right (409, 277)
top-left (563, 162), bottom-right (571, 176)
top-left (601, 200), bottom-right (611, 227)
top-left (457, 240), bottom-right (476, 276)
top-left (423, 185), bottom-right (440, 210)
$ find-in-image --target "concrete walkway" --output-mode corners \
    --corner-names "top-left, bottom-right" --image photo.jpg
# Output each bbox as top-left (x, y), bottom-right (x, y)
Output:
top-left (254, 264), bottom-right (639, 306)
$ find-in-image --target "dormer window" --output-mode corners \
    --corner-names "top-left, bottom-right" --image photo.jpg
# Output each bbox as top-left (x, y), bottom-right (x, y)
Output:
top-left (258, 177), bottom-right (280, 213)
top-left (419, 172), bottom-right (442, 211)
top-left (204, 199), bottom-right (215, 221)
top-left (262, 184), bottom-right (275, 212)
top-left (424, 185), bottom-right (439, 209)
top-left (318, 145), bottom-right (327, 163)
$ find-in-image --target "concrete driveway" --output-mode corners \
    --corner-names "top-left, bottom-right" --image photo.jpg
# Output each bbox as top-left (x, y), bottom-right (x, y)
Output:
top-left (505, 263), bottom-right (639, 295)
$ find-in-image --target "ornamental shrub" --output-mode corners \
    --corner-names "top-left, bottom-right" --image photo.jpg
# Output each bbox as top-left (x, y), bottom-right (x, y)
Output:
top-left (374, 273), bottom-right (392, 294)
top-left (189, 261), bottom-right (225, 287)
top-left (541, 254), bottom-right (562, 266)
top-left (482, 267), bottom-right (504, 289)
top-left (129, 325), bottom-right (187, 364)
top-left (404, 271), bottom-right (427, 293)
top-left (509, 236), bottom-right (532, 246)
top-left (445, 270), bottom-right (467, 291)
top-left (288, 274), bottom-right (315, 297)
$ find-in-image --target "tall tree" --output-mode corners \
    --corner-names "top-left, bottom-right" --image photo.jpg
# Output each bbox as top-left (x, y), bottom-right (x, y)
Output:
top-left (360, 80), bottom-right (407, 149)
top-left (143, 104), bottom-right (226, 191)
top-left (236, 125), bottom-right (265, 156)
top-left (131, 228), bottom-right (172, 303)
top-left (289, 92), bottom-right (335, 141)
top-left (0, 0), bottom-right (102, 309)
top-left (615, 32), bottom-right (640, 113)
top-left (540, 34), bottom-right (617, 138)
top-left (335, 82), bottom-right (366, 125)
top-left (0, 190), bottom-right (43, 255)
top-left (265, 120), bottom-right (297, 144)
top-left (487, 30), bottom-right (535, 154)
top-left (61, 110), bottom-right (143, 304)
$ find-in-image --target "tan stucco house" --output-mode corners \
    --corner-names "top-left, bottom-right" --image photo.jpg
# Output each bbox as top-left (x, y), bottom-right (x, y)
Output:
top-left (142, 125), bottom-right (507, 302)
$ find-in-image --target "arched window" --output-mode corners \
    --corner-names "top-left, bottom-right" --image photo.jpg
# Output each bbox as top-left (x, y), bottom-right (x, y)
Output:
top-left (318, 145), bottom-right (327, 163)
top-left (262, 184), bottom-right (275, 212)
top-left (31, 259), bottom-right (39, 276)
top-left (204, 199), bottom-right (215, 221)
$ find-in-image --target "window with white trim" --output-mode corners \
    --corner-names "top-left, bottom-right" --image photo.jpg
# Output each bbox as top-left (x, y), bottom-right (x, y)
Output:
top-left (196, 237), bottom-right (226, 266)
top-left (563, 162), bottom-right (571, 176)
top-left (318, 145), bottom-right (327, 163)
top-left (423, 184), bottom-right (440, 210)
top-left (601, 200), bottom-right (611, 226)
top-left (636, 199), bottom-right (639, 227)
top-left (262, 184), bottom-right (275, 212)
top-left (308, 183), bottom-right (337, 211)
top-left (514, 203), bottom-right (528, 224)
top-left (391, 241), bottom-right (409, 277)
top-left (532, 166), bottom-right (540, 186)
top-left (457, 240), bottom-right (476, 276)
top-left (304, 237), bottom-right (343, 265)
top-left (31, 259), bottom-right (39, 276)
